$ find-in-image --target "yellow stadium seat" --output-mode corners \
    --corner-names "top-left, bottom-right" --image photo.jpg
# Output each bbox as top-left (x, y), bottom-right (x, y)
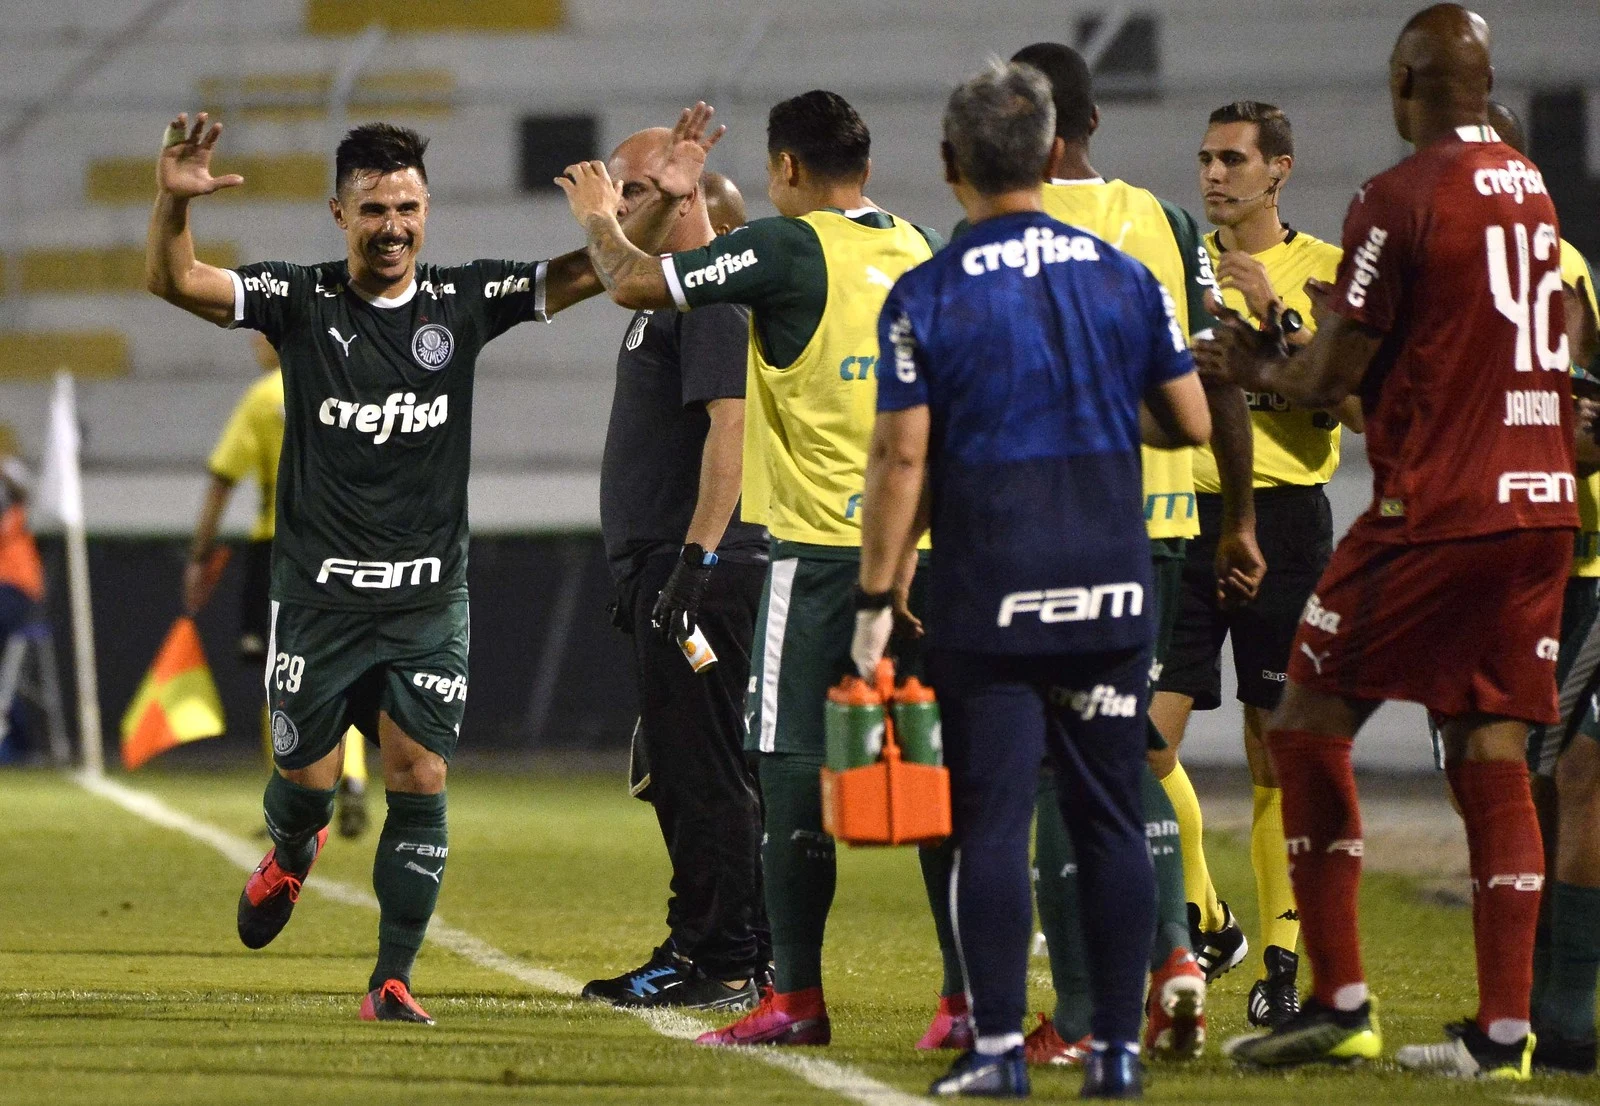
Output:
top-left (0, 331), bottom-right (128, 379)
top-left (305, 0), bottom-right (565, 35)
top-left (86, 155), bottom-right (328, 205)
top-left (18, 244), bottom-right (238, 295)
top-left (196, 70), bottom-right (455, 122)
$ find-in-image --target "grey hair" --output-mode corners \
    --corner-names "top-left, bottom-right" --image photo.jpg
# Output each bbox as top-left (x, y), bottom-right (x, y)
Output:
top-left (943, 58), bottom-right (1056, 195)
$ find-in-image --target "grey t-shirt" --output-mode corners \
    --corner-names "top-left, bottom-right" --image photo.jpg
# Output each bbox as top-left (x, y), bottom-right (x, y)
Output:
top-left (599, 302), bottom-right (768, 581)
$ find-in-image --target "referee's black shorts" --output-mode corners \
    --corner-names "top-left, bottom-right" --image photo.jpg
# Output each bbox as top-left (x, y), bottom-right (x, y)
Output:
top-left (1156, 485), bottom-right (1333, 712)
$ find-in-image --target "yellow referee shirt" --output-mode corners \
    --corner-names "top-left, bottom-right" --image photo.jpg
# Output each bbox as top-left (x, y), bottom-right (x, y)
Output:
top-left (1561, 239), bottom-right (1600, 577)
top-left (1192, 228), bottom-right (1343, 493)
top-left (208, 369), bottom-right (284, 541)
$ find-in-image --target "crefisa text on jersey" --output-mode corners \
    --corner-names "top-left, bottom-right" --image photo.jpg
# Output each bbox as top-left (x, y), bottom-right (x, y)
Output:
top-left (962, 225), bottom-right (1101, 278)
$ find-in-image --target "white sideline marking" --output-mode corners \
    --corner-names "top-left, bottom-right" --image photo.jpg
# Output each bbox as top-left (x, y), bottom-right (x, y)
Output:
top-left (75, 773), bottom-right (926, 1106)
top-left (1507, 1096), bottom-right (1587, 1106)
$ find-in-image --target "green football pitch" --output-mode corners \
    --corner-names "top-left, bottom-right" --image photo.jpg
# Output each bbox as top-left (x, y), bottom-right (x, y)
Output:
top-left (1, 766), bottom-right (1594, 1105)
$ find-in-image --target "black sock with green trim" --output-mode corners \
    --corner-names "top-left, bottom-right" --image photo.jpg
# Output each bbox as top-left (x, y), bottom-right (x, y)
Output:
top-left (370, 790), bottom-right (448, 992)
top-left (262, 773), bottom-right (335, 872)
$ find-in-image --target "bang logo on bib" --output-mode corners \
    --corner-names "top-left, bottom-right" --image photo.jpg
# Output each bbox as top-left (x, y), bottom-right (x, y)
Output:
top-left (270, 710), bottom-right (299, 756)
top-left (411, 323), bottom-right (454, 371)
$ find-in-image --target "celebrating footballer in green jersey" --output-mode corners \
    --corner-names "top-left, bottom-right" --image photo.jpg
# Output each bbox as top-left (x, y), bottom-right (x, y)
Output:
top-left (145, 106), bottom-right (723, 1024)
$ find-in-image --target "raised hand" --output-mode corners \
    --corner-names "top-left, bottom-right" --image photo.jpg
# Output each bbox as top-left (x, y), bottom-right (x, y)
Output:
top-left (648, 102), bottom-right (726, 201)
top-left (554, 160), bottom-right (625, 225)
top-left (157, 112), bottom-right (244, 200)
top-left (1303, 277), bottom-right (1335, 326)
top-left (1216, 250), bottom-right (1279, 320)
top-left (1197, 289), bottom-right (1268, 388)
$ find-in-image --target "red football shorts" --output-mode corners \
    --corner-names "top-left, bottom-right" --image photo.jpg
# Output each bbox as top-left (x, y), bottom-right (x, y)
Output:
top-left (1286, 524), bottom-right (1571, 724)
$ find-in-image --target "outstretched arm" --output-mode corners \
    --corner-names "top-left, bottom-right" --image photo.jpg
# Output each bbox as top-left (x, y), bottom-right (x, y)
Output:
top-left (548, 103), bottom-right (724, 315)
top-left (557, 161), bottom-right (677, 311)
top-left (1196, 294), bottom-right (1382, 417)
top-left (145, 112), bottom-right (246, 326)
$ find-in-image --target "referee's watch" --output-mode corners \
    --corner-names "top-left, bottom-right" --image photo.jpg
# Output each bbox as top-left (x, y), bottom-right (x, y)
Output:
top-left (1278, 307), bottom-right (1306, 341)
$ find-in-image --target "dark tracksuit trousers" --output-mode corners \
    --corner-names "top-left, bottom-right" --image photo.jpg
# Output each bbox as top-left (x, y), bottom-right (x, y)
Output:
top-left (622, 552), bottom-right (770, 980)
top-left (930, 645), bottom-right (1156, 1045)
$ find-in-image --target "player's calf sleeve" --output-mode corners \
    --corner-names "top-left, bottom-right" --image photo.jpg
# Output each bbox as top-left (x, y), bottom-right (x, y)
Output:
top-left (1269, 730), bottom-right (1365, 1010)
top-left (370, 790), bottom-right (448, 992)
top-left (1250, 785), bottom-right (1300, 968)
top-left (1161, 761), bottom-right (1222, 931)
top-left (758, 755), bottom-right (835, 994)
top-left (341, 728), bottom-right (368, 789)
top-left (262, 772), bottom-right (335, 871)
top-left (1539, 881), bottom-right (1600, 1041)
top-left (1453, 758), bottom-right (1543, 1041)
top-left (918, 838), bottom-right (965, 998)
top-left (1033, 783), bottom-right (1092, 1040)
top-left (1143, 766), bottom-right (1190, 969)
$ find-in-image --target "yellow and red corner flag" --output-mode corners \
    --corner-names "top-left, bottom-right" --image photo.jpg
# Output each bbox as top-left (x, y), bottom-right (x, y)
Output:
top-left (120, 617), bottom-right (225, 770)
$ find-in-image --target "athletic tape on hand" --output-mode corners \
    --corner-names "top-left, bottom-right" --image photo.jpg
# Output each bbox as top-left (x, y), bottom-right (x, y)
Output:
top-left (162, 123), bottom-right (188, 148)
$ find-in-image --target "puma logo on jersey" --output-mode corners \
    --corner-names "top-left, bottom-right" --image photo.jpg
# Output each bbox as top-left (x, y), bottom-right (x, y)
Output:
top-left (1112, 221), bottom-right (1133, 249)
top-left (327, 326), bottom-right (357, 356)
top-left (318, 391), bottom-right (448, 445)
top-left (1299, 643), bottom-right (1332, 675)
top-left (865, 265), bottom-right (896, 290)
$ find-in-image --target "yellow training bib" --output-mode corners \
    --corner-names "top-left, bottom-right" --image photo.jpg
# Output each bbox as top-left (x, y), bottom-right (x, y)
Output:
top-left (742, 210), bottom-right (934, 546)
top-left (1042, 179), bottom-right (1199, 539)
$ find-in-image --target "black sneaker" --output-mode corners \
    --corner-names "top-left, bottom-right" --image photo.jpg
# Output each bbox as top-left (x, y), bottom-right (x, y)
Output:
top-left (1225, 997), bottom-right (1382, 1068)
top-left (1533, 1028), bottom-right (1597, 1074)
top-left (1188, 900), bottom-right (1249, 982)
top-left (582, 943), bottom-right (758, 1011)
top-left (1247, 945), bottom-right (1301, 1028)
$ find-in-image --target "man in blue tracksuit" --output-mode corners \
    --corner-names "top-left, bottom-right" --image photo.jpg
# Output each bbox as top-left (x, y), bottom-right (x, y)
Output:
top-left (852, 61), bottom-right (1211, 1099)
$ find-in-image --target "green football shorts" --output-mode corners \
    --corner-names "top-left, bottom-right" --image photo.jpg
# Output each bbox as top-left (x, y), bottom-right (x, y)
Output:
top-left (264, 599), bottom-right (469, 771)
top-left (746, 541), bottom-right (926, 756)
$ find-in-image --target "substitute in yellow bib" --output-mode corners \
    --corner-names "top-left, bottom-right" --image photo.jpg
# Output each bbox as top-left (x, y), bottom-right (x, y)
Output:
top-left (186, 331), bottom-right (368, 836)
top-left (1147, 102), bottom-right (1365, 1028)
top-left (560, 90), bottom-right (965, 1046)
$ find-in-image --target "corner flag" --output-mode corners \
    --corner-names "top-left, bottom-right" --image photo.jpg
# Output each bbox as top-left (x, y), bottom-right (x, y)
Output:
top-left (120, 616), bottom-right (224, 770)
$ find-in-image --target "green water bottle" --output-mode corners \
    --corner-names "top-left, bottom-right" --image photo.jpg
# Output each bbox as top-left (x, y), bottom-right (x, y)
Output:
top-left (825, 676), bottom-right (886, 770)
top-left (892, 678), bottom-right (943, 766)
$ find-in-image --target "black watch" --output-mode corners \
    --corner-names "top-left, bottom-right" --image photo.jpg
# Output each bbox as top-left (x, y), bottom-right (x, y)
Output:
top-left (1278, 307), bottom-right (1305, 339)
top-left (853, 586), bottom-right (893, 611)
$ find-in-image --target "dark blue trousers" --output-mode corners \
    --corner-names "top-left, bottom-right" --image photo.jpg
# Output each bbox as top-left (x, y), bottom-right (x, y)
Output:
top-left (929, 646), bottom-right (1155, 1044)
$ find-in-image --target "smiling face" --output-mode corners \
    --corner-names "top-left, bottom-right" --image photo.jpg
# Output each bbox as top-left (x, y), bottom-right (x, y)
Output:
top-left (330, 167), bottom-right (429, 294)
top-left (1197, 121), bottom-right (1286, 228)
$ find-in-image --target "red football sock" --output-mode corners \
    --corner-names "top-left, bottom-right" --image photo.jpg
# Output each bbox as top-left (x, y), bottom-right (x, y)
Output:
top-left (1269, 729), bottom-right (1365, 1008)
top-left (1453, 758), bottom-right (1543, 1032)
top-left (1445, 762), bottom-right (1486, 938)
top-left (773, 986), bottom-right (825, 1017)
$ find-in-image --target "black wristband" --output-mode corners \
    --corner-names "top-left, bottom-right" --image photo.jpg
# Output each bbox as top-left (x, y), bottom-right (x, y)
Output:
top-left (854, 586), bottom-right (893, 611)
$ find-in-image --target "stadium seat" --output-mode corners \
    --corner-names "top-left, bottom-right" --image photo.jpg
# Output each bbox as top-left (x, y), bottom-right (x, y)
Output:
top-left (0, 331), bottom-right (128, 379)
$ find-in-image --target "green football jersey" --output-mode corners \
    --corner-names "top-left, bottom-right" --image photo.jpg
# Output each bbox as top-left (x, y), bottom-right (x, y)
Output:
top-left (230, 258), bottom-right (547, 610)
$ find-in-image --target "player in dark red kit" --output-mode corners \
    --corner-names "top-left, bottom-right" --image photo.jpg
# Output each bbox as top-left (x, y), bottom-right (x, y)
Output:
top-left (1206, 4), bottom-right (1575, 1080)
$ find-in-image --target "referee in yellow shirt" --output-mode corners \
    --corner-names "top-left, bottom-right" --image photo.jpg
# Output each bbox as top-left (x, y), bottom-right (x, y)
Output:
top-left (1147, 102), bottom-right (1360, 1028)
top-left (186, 332), bottom-right (369, 837)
